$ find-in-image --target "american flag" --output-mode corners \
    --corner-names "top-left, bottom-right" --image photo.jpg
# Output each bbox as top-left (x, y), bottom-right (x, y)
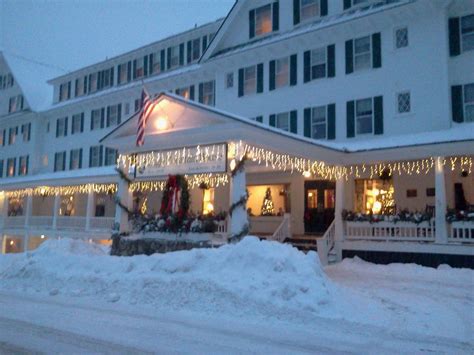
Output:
top-left (136, 89), bottom-right (155, 146)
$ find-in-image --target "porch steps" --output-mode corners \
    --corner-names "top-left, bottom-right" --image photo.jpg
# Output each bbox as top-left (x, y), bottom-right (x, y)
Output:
top-left (283, 234), bottom-right (321, 253)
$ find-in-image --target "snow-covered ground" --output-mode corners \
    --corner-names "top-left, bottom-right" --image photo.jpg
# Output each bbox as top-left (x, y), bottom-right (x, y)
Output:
top-left (0, 237), bottom-right (472, 353)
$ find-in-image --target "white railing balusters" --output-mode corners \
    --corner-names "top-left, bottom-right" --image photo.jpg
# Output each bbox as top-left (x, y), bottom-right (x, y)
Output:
top-left (268, 213), bottom-right (291, 243)
top-left (317, 219), bottom-right (335, 266)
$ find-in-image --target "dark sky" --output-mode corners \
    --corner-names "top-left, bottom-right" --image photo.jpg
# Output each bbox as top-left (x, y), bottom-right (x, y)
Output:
top-left (1, 0), bottom-right (235, 73)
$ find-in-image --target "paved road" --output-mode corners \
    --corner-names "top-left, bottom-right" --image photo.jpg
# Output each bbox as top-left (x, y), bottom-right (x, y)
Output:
top-left (0, 292), bottom-right (471, 354)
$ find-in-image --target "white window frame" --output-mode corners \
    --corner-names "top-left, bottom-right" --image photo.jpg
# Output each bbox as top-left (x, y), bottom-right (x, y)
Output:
top-left (89, 72), bottom-right (98, 93)
top-left (89, 146), bottom-right (101, 168)
top-left (70, 149), bottom-right (82, 170)
top-left (91, 109), bottom-right (102, 130)
top-left (118, 63), bottom-right (128, 84)
top-left (300, 0), bottom-right (320, 23)
top-left (18, 156), bottom-right (28, 176)
top-left (464, 83), bottom-right (474, 122)
top-left (396, 91), bottom-right (411, 115)
top-left (71, 113), bottom-right (82, 134)
top-left (254, 4), bottom-right (273, 37)
top-left (176, 86), bottom-right (190, 99)
top-left (56, 117), bottom-right (67, 137)
top-left (275, 57), bottom-right (290, 89)
top-left (8, 127), bottom-right (17, 145)
top-left (276, 112), bottom-right (290, 132)
top-left (355, 97), bottom-right (374, 135)
top-left (394, 26), bottom-right (409, 49)
top-left (461, 14), bottom-right (474, 53)
top-left (226, 72), bottom-right (234, 89)
top-left (311, 105), bottom-right (327, 139)
top-left (8, 95), bottom-right (23, 113)
top-left (7, 158), bottom-right (16, 177)
top-left (191, 38), bottom-right (201, 61)
top-left (151, 52), bottom-right (161, 75)
top-left (105, 148), bottom-right (118, 166)
top-left (243, 65), bottom-right (257, 96)
top-left (202, 81), bottom-right (215, 106)
top-left (169, 45), bottom-right (180, 69)
top-left (310, 47), bottom-right (327, 80)
top-left (107, 105), bottom-right (119, 127)
top-left (21, 123), bottom-right (30, 142)
top-left (75, 77), bottom-right (86, 97)
top-left (54, 152), bottom-right (66, 172)
top-left (353, 35), bottom-right (372, 72)
top-left (135, 58), bottom-right (145, 79)
top-left (59, 82), bottom-right (69, 102)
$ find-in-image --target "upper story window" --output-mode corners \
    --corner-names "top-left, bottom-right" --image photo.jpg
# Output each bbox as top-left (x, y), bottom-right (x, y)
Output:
top-left (0, 129), bottom-right (5, 146)
top-left (91, 108), bottom-right (104, 130)
top-left (0, 160), bottom-right (3, 178)
top-left (395, 27), bottom-right (409, 49)
top-left (7, 157), bottom-right (16, 177)
top-left (250, 2), bottom-right (279, 39)
top-left (346, 95), bottom-right (383, 137)
top-left (54, 152), bottom-right (66, 172)
top-left (346, 33), bottom-right (381, 74)
top-left (21, 123), bottom-right (31, 142)
top-left (118, 62), bottom-right (130, 84)
top-left (464, 83), bottom-right (474, 122)
top-left (104, 147), bottom-right (118, 166)
top-left (8, 127), bottom-right (18, 145)
top-left (71, 113), bottom-right (84, 134)
top-left (69, 149), bottom-right (82, 170)
top-left (311, 47), bottom-right (327, 78)
top-left (8, 95), bottom-right (24, 113)
top-left (199, 81), bottom-right (215, 106)
top-left (354, 36), bottom-right (371, 71)
top-left (89, 72), bottom-right (98, 93)
top-left (18, 155), bottom-right (29, 176)
top-left (59, 82), bottom-right (71, 102)
top-left (310, 106), bottom-right (327, 139)
top-left (301, 0), bottom-right (320, 22)
top-left (226, 72), bottom-right (234, 89)
top-left (168, 45), bottom-right (180, 69)
top-left (451, 83), bottom-right (474, 123)
top-left (461, 14), bottom-right (474, 52)
top-left (274, 57), bottom-right (289, 88)
top-left (187, 38), bottom-right (201, 63)
top-left (75, 76), bottom-right (87, 97)
top-left (0, 73), bottom-right (14, 90)
top-left (397, 92), bottom-right (411, 114)
top-left (344, 0), bottom-right (368, 9)
top-left (89, 145), bottom-right (103, 168)
top-left (244, 66), bottom-right (256, 95)
top-left (134, 57), bottom-right (146, 79)
top-left (56, 117), bottom-right (68, 137)
top-left (176, 86), bottom-right (191, 100)
top-left (106, 104), bottom-right (121, 127)
top-left (99, 68), bottom-right (114, 90)
top-left (355, 98), bottom-right (373, 135)
top-left (151, 51), bottom-right (164, 75)
top-left (275, 112), bottom-right (290, 131)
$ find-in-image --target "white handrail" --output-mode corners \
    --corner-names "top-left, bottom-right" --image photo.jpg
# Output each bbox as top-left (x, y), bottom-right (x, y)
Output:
top-left (269, 213), bottom-right (291, 243)
top-left (317, 219), bottom-right (335, 266)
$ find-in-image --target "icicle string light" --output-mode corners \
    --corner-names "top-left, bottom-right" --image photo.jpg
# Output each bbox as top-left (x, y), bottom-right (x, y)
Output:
top-left (5, 183), bottom-right (117, 198)
top-left (129, 173), bottom-right (229, 192)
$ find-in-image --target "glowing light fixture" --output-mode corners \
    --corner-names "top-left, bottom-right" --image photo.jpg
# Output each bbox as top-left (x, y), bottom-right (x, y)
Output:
top-left (303, 171), bottom-right (311, 178)
top-left (229, 159), bottom-right (236, 172)
top-left (40, 235), bottom-right (45, 239)
top-left (9, 240), bottom-right (14, 246)
top-left (155, 116), bottom-right (169, 130)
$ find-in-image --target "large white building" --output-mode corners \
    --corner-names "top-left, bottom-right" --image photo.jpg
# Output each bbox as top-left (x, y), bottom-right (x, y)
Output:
top-left (0, 0), bottom-right (473, 267)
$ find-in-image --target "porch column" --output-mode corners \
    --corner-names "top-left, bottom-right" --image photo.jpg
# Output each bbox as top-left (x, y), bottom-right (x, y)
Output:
top-left (435, 157), bottom-right (448, 244)
top-left (85, 191), bottom-right (95, 231)
top-left (114, 179), bottom-right (132, 233)
top-left (52, 194), bottom-right (60, 230)
top-left (334, 177), bottom-right (346, 262)
top-left (229, 159), bottom-right (248, 240)
top-left (24, 194), bottom-right (33, 228)
top-left (0, 192), bottom-right (8, 231)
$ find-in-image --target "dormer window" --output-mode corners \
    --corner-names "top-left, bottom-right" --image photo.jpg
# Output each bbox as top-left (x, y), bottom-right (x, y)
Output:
top-left (89, 72), bottom-right (98, 93)
top-left (59, 82), bottom-right (71, 102)
top-left (75, 76), bottom-right (87, 97)
top-left (133, 57), bottom-right (145, 79)
top-left (301, 0), bottom-right (319, 21)
top-left (118, 62), bottom-right (130, 84)
top-left (249, 2), bottom-right (279, 39)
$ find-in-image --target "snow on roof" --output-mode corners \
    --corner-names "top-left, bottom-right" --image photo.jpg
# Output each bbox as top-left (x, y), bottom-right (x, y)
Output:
top-left (2, 51), bottom-right (66, 112)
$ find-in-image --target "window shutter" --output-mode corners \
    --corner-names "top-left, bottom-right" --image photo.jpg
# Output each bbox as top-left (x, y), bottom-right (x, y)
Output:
top-left (143, 55), bottom-right (148, 76)
top-left (190, 85), bottom-right (195, 100)
top-left (99, 145), bottom-right (103, 166)
top-left (56, 119), bottom-right (59, 137)
top-left (179, 43), bottom-right (184, 66)
top-left (238, 68), bottom-right (244, 97)
top-left (372, 32), bottom-right (381, 68)
top-left (343, 0), bottom-right (351, 10)
top-left (449, 17), bottom-right (461, 57)
top-left (374, 96), bottom-right (384, 135)
top-left (451, 85), bottom-right (464, 122)
top-left (79, 149), bottom-right (82, 169)
top-left (346, 100), bottom-right (355, 138)
top-left (257, 63), bottom-right (264, 93)
top-left (81, 113), bottom-right (84, 132)
top-left (269, 60), bottom-right (276, 91)
top-left (117, 104), bottom-right (122, 124)
top-left (25, 156), bottom-right (29, 174)
top-left (69, 150), bottom-right (73, 170)
top-left (84, 76), bottom-right (88, 93)
top-left (132, 60), bottom-right (137, 79)
top-left (327, 103), bottom-right (336, 140)
top-left (65, 117), bottom-right (68, 136)
top-left (127, 61), bottom-right (132, 82)
top-left (327, 44), bottom-right (335, 77)
top-left (74, 79), bottom-right (79, 96)
top-left (303, 50), bottom-right (311, 83)
top-left (304, 108), bottom-right (311, 138)
top-left (290, 54), bottom-right (297, 86)
top-left (202, 35), bottom-right (208, 52)
top-left (148, 54), bottom-right (154, 74)
top-left (160, 50), bottom-right (165, 71)
top-left (62, 152), bottom-right (66, 171)
top-left (249, 9), bottom-right (256, 39)
top-left (27, 123), bottom-right (31, 141)
top-left (269, 114), bottom-right (276, 127)
top-left (101, 108), bottom-right (105, 129)
top-left (106, 106), bottom-right (111, 127)
top-left (54, 154), bottom-right (58, 172)
top-left (272, 2), bottom-right (279, 32)
top-left (345, 40), bottom-right (353, 74)
top-left (67, 81), bottom-right (71, 99)
top-left (89, 147), bottom-right (93, 167)
top-left (321, 0), bottom-right (328, 16)
top-left (110, 67), bottom-right (114, 86)
top-left (2, 130), bottom-right (5, 146)
top-left (290, 110), bottom-right (297, 133)
top-left (167, 48), bottom-right (172, 69)
top-left (198, 83), bottom-right (204, 103)
top-left (293, 0), bottom-right (300, 25)
top-left (88, 74), bottom-right (92, 92)
top-left (256, 116), bottom-right (263, 123)
top-left (187, 40), bottom-right (192, 63)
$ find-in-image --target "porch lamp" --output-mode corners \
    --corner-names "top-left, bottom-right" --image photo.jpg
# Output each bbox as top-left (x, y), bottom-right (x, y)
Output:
top-left (154, 116), bottom-right (169, 131)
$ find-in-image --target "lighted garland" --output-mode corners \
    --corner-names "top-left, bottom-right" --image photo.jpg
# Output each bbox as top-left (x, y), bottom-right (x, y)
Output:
top-left (5, 183), bottom-right (117, 198)
top-left (229, 190), bottom-right (249, 217)
top-left (229, 155), bottom-right (250, 242)
top-left (228, 223), bottom-right (249, 243)
top-left (129, 173), bottom-right (228, 192)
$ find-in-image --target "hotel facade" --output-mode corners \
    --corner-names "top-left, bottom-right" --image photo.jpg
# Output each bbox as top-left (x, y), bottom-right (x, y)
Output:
top-left (0, 0), bottom-right (473, 267)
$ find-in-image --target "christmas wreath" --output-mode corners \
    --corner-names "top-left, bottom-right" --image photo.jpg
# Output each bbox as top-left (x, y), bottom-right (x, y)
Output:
top-left (160, 174), bottom-right (190, 218)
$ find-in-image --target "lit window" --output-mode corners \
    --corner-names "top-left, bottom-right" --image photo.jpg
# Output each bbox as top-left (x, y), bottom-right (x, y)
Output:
top-left (395, 27), bottom-right (409, 49)
top-left (8, 127), bottom-right (17, 145)
top-left (8, 95), bottom-right (23, 113)
top-left (0, 130), bottom-right (4, 146)
top-left (301, 0), bottom-right (319, 22)
top-left (356, 98), bottom-right (373, 135)
top-left (7, 158), bottom-right (16, 177)
top-left (355, 179), bottom-right (395, 215)
top-left (461, 14), bottom-right (474, 52)
top-left (275, 57), bottom-right (289, 88)
top-left (255, 4), bottom-right (272, 37)
top-left (18, 156), bottom-right (28, 176)
top-left (89, 72), bottom-right (98, 93)
top-left (397, 92), bottom-right (411, 114)
top-left (118, 63), bottom-right (129, 84)
top-left (134, 58), bottom-right (145, 79)
top-left (151, 52), bottom-right (162, 74)
top-left (244, 66), bottom-right (257, 95)
top-left (176, 87), bottom-right (190, 99)
top-left (354, 35), bottom-right (371, 71)
top-left (311, 106), bottom-right (327, 139)
top-left (59, 82), bottom-right (70, 102)
top-left (307, 189), bottom-right (318, 208)
top-left (276, 112), bottom-right (290, 131)
top-left (21, 123), bottom-right (30, 142)
top-left (202, 188), bottom-right (215, 215)
top-left (311, 47), bottom-right (327, 79)
top-left (169, 45), bottom-right (180, 69)
top-left (464, 83), bottom-right (474, 122)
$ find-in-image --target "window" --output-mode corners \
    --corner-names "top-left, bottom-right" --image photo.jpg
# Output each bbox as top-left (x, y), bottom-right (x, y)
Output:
top-left (99, 68), bottom-right (113, 89)
top-left (8, 95), bottom-right (23, 113)
top-left (151, 52), bottom-right (163, 74)
top-left (354, 178), bottom-right (394, 214)
top-left (54, 152), bottom-right (66, 172)
top-left (105, 148), bottom-right (118, 166)
top-left (255, 4), bottom-right (272, 37)
top-left (6, 158), bottom-right (16, 177)
top-left (56, 117), bottom-right (68, 137)
top-left (21, 123), bottom-right (31, 142)
top-left (311, 106), bottom-right (326, 139)
top-left (71, 113), bottom-right (84, 134)
top-left (168, 45), bottom-right (180, 69)
top-left (0, 73), bottom-right (14, 90)
top-left (69, 149), bottom-right (82, 170)
top-left (310, 48), bottom-right (326, 79)
top-left (300, 0), bottom-right (319, 22)
top-left (226, 72), bottom-right (234, 88)
top-left (106, 104), bottom-right (121, 127)
top-left (176, 87), bottom-right (191, 99)
top-left (89, 72), bottom-right (98, 93)
top-left (464, 83), bottom-right (474, 122)
top-left (75, 76), bottom-right (87, 97)
top-left (134, 58), bottom-right (145, 79)
top-left (276, 112), bottom-right (290, 131)
top-left (91, 109), bottom-right (103, 130)
top-left (8, 127), bottom-right (17, 145)
top-left (89, 146), bottom-right (102, 168)
top-left (118, 62), bottom-right (129, 84)
top-left (18, 156), bottom-right (28, 176)
top-left (461, 14), bottom-right (474, 52)
top-left (275, 57), bottom-right (289, 88)
top-left (354, 35), bottom-right (371, 71)
top-left (0, 129), bottom-right (4, 146)
top-left (0, 160), bottom-right (3, 178)
top-left (188, 38), bottom-right (201, 63)
top-left (59, 82), bottom-right (70, 101)
top-left (244, 65), bottom-right (257, 95)
top-left (397, 92), bottom-right (411, 114)
top-left (395, 27), bottom-right (409, 49)
top-left (200, 81), bottom-right (215, 106)
top-left (356, 98), bottom-right (373, 134)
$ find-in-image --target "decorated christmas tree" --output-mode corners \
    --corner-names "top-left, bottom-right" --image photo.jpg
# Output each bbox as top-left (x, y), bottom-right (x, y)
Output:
top-left (261, 187), bottom-right (275, 216)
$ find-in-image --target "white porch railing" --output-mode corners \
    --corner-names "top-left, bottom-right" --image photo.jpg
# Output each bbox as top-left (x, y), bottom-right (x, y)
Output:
top-left (56, 216), bottom-right (87, 230)
top-left (216, 220), bottom-right (227, 234)
top-left (4, 216), bottom-right (25, 228)
top-left (317, 220), bottom-right (336, 265)
top-left (269, 213), bottom-right (291, 243)
top-left (345, 221), bottom-right (435, 242)
top-left (449, 221), bottom-right (474, 243)
top-left (89, 217), bottom-right (115, 230)
top-left (29, 216), bottom-right (54, 228)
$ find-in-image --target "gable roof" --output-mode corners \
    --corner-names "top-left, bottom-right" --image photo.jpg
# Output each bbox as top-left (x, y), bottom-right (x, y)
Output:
top-left (1, 51), bottom-right (65, 111)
